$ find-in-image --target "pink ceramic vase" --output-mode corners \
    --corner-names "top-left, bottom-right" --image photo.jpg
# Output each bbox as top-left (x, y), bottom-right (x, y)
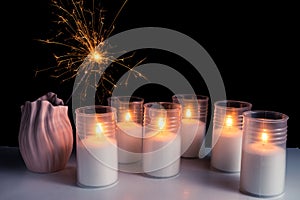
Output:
top-left (18, 92), bottom-right (73, 173)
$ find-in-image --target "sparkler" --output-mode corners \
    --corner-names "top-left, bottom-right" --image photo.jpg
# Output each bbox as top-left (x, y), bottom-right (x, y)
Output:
top-left (35, 0), bottom-right (147, 103)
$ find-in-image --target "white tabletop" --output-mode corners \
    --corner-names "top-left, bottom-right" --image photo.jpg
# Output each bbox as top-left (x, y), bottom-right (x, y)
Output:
top-left (0, 147), bottom-right (299, 200)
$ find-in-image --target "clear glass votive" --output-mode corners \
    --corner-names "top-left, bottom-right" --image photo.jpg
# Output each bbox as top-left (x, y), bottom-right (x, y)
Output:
top-left (107, 96), bottom-right (144, 166)
top-left (240, 110), bottom-right (288, 198)
top-left (172, 94), bottom-right (209, 158)
top-left (143, 102), bottom-right (182, 178)
top-left (211, 100), bottom-right (252, 172)
top-left (75, 105), bottom-right (118, 188)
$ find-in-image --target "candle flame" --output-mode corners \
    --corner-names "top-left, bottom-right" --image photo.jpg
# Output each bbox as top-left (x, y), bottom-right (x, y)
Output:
top-left (185, 108), bottom-right (192, 118)
top-left (225, 115), bottom-right (233, 127)
top-left (125, 112), bottom-right (131, 122)
top-left (158, 117), bottom-right (166, 130)
top-left (96, 123), bottom-right (103, 137)
top-left (261, 131), bottom-right (268, 144)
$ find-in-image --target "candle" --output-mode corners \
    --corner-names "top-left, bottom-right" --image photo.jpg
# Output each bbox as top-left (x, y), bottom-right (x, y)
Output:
top-left (116, 112), bottom-right (143, 164)
top-left (77, 122), bottom-right (118, 187)
top-left (172, 94), bottom-right (209, 158)
top-left (240, 132), bottom-right (286, 196)
top-left (211, 100), bottom-right (252, 172)
top-left (211, 115), bottom-right (243, 172)
top-left (75, 105), bottom-right (118, 188)
top-left (143, 117), bottom-right (181, 178)
top-left (143, 102), bottom-right (182, 178)
top-left (180, 108), bottom-right (206, 158)
top-left (107, 96), bottom-right (144, 167)
top-left (240, 110), bottom-right (288, 197)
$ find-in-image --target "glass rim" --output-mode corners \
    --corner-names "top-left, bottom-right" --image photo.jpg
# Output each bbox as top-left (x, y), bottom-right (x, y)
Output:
top-left (144, 102), bottom-right (182, 112)
top-left (172, 94), bottom-right (209, 102)
top-left (214, 100), bottom-right (252, 110)
top-left (243, 110), bottom-right (289, 123)
top-left (107, 96), bottom-right (144, 104)
top-left (75, 105), bottom-right (116, 117)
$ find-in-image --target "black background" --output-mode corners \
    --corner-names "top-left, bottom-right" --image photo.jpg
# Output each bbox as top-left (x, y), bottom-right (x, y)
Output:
top-left (1, 0), bottom-right (298, 148)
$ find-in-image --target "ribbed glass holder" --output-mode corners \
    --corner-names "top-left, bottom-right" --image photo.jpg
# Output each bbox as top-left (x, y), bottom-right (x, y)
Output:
top-left (75, 105), bottom-right (118, 188)
top-left (240, 110), bottom-right (288, 198)
top-left (143, 102), bottom-right (182, 178)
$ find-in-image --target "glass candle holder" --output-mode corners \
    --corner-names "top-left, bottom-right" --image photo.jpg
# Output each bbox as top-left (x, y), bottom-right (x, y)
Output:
top-left (211, 100), bottom-right (252, 172)
top-left (172, 94), bottom-right (209, 158)
top-left (143, 102), bottom-right (182, 178)
top-left (75, 105), bottom-right (118, 188)
top-left (108, 96), bottom-right (144, 166)
top-left (240, 110), bottom-right (288, 198)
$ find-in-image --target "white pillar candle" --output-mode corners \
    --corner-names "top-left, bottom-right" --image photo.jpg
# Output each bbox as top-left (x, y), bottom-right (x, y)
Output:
top-left (180, 118), bottom-right (206, 158)
top-left (211, 100), bottom-right (252, 172)
top-left (116, 121), bottom-right (143, 164)
top-left (211, 118), bottom-right (243, 172)
top-left (172, 95), bottom-right (209, 159)
top-left (240, 134), bottom-right (286, 196)
top-left (77, 123), bottom-right (118, 187)
top-left (143, 130), bottom-right (181, 178)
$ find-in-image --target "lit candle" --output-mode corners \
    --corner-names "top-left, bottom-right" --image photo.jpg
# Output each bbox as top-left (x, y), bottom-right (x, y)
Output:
top-left (211, 100), bottom-right (252, 172)
top-left (77, 122), bottom-right (118, 187)
top-left (211, 115), bottom-right (243, 172)
top-left (116, 112), bottom-right (143, 164)
top-left (143, 117), bottom-right (181, 178)
top-left (180, 108), bottom-right (206, 158)
top-left (240, 131), bottom-right (286, 196)
top-left (172, 94), bottom-right (209, 159)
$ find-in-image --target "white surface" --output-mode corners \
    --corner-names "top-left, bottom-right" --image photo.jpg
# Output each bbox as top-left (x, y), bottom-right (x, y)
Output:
top-left (0, 147), bottom-right (299, 200)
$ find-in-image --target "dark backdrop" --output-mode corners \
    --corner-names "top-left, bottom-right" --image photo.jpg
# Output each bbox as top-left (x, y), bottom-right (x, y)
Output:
top-left (2, 0), bottom-right (298, 148)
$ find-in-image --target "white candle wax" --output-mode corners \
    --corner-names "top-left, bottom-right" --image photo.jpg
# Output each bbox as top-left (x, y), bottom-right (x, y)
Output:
top-left (143, 130), bottom-right (181, 178)
top-left (76, 136), bottom-right (118, 187)
top-left (180, 119), bottom-right (205, 158)
top-left (116, 122), bottom-right (143, 164)
top-left (240, 142), bottom-right (286, 197)
top-left (211, 127), bottom-right (243, 172)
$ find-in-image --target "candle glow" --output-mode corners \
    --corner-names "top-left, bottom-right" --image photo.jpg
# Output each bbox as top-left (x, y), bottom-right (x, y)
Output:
top-left (261, 131), bottom-right (268, 144)
top-left (95, 123), bottom-right (103, 138)
top-left (185, 108), bottom-right (192, 118)
top-left (225, 115), bottom-right (233, 127)
top-left (158, 117), bottom-right (166, 130)
top-left (125, 112), bottom-right (131, 122)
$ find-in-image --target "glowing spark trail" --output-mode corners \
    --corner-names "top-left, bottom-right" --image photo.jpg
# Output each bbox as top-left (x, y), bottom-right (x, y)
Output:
top-left (35, 0), bottom-right (147, 103)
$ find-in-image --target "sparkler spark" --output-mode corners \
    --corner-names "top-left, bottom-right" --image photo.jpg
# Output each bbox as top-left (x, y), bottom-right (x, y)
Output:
top-left (35, 0), bottom-right (147, 103)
